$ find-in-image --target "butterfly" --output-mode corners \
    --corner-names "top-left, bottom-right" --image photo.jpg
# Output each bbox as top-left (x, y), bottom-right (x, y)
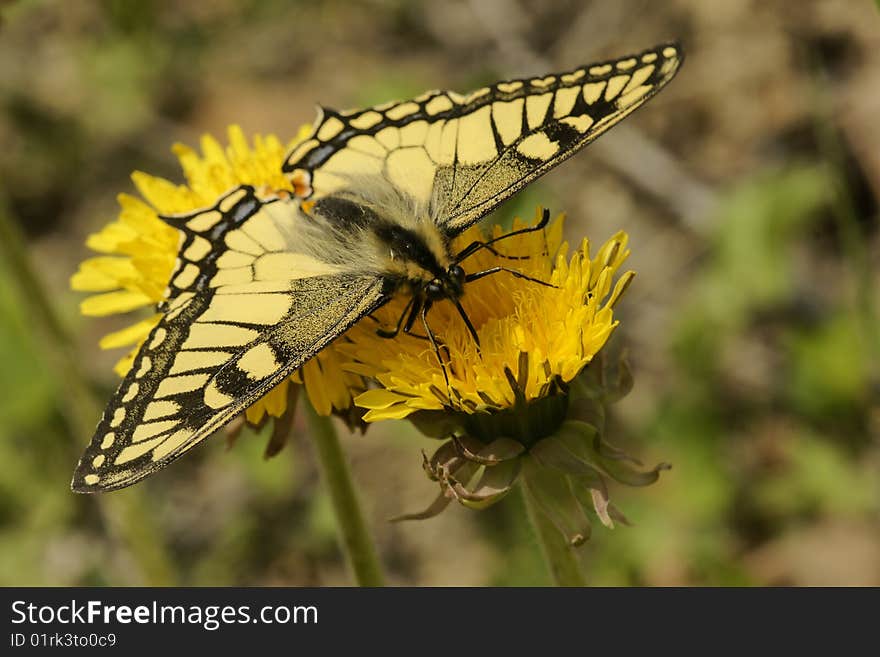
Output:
top-left (72, 43), bottom-right (683, 492)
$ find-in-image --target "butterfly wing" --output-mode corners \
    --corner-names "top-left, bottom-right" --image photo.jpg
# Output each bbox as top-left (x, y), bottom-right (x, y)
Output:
top-left (72, 186), bottom-right (386, 492)
top-left (282, 43), bottom-right (683, 235)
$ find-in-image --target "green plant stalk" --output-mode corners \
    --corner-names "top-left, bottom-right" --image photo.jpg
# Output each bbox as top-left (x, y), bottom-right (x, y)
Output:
top-left (0, 197), bottom-right (177, 586)
top-left (98, 491), bottom-right (177, 585)
top-left (809, 56), bottom-right (880, 376)
top-left (819, 132), bottom-right (880, 366)
top-left (305, 404), bottom-right (385, 586)
top-left (520, 483), bottom-right (587, 586)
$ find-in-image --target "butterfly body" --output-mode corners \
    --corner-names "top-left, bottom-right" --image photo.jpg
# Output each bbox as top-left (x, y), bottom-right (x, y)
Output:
top-left (305, 178), bottom-right (460, 296)
top-left (277, 178), bottom-right (473, 346)
top-left (73, 43), bottom-right (683, 492)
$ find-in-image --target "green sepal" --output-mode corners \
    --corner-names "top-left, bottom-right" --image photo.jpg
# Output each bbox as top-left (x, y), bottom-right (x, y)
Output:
top-left (521, 456), bottom-right (592, 546)
top-left (555, 420), bottom-right (670, 487)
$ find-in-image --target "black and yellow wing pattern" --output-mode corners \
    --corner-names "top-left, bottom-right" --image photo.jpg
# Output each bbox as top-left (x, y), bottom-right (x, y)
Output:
top-left (284, 43), bottom-right (682, 234)
top-left (72, 187), bottom-right (385, 491)
top-left (73, 43), bottom-right (682, 491)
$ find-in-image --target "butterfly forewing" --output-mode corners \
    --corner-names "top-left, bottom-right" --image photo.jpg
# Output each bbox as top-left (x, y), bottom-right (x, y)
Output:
top-left (283, 43), bottom-right (683, 235)
top-left (72, 187), bottom-right (385, 491)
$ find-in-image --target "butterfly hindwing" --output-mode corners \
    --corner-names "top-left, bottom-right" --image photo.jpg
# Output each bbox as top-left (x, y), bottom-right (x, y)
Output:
top-left (283, 43), bottom-right (683, 235)
top-left (72, 187), bottom-right (386, 491)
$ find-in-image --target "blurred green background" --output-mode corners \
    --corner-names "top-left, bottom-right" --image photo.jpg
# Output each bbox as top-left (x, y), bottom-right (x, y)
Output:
top-left (1, 0), bottom-right (878, 586)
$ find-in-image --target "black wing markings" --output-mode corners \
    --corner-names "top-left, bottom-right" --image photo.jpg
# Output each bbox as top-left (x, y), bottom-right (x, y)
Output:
top-left (283, 42), bottom-right (683, 236)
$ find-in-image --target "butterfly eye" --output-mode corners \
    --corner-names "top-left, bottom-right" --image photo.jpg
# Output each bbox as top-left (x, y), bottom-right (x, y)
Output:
top-left (426, 281), bottom-right (444, 299)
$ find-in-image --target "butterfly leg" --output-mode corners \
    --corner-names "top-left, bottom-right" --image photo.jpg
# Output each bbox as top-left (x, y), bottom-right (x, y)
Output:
top-left (454, 208), bottom-right (551, 264)
top-left (374, 294), bottom-right (417, 339)
top-left (452, 298), bottom-right (481, 351)
top-left (373, 294), bottom-right (454, 372)
top-left (397, 299), bottom-right (453, 364)
top-left (419, 299), bottom-right (452, 390)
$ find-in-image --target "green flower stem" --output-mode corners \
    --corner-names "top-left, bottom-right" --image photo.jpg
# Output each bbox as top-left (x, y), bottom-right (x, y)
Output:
top-left (521, 483), bottom-right (587, 587)
top-left (0, 196), bottom-right (177, 586)
top-left (98, 491), bottom-right (178, 586)
top-left (809, 53), bottom-right (880, 376)
top-left (305, 405), bottom-right (385, 586)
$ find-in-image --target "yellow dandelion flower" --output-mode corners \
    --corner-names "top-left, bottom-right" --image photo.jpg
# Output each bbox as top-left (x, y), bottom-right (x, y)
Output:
top-left (70, 124), bottom-right (362, 427)
top-left (336, 209), bottom-right (667, 542)
top-left (348, 209), bottom-right (634, 422)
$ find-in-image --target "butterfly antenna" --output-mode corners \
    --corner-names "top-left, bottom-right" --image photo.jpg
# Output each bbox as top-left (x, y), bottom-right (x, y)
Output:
top-left (453, 208), bottom-right (551, 264)
top-left (465, 266), bottom-right (557, 288)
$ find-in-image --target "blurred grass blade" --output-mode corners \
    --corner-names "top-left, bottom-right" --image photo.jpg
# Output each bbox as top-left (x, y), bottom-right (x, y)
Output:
top-left (0, 194), bottom-right (177, 585)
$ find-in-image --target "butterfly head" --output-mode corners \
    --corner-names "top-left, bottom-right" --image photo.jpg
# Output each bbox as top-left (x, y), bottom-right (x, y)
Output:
top-left (426, 263), bottom-right (466, 301)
